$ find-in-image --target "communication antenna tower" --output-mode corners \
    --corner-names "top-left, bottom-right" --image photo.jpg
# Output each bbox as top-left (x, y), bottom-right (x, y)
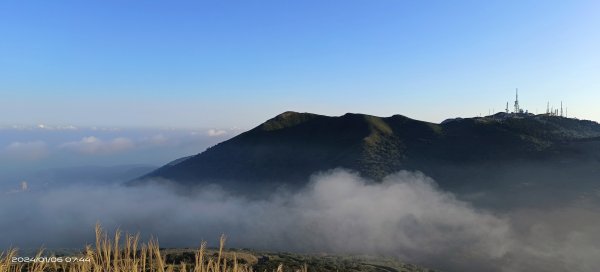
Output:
top-left (513, 88), bottom-right (520, 113)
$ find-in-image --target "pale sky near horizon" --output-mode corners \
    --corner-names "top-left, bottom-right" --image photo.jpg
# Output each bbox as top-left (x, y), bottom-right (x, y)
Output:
top-left (1, 0), bottom-right (599, 129)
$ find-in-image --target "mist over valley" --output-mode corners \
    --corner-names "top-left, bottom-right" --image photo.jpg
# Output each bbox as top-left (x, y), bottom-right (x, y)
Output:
top-left (2, 112), bottom-right (600, 272)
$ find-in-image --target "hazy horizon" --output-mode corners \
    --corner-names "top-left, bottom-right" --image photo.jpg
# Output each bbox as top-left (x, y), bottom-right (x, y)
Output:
top-left (2, 107), bottom-right (597, 130)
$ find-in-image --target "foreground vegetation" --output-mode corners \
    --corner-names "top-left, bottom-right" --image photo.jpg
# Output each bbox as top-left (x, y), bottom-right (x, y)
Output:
top-left (0, 225), bottom-right (304, 272)
top-left (1, 225), bottom-right (435, 272)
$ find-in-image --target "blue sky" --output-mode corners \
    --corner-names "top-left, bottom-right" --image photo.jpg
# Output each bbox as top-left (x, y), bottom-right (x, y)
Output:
top-left (1, 0), bottom-right (599, 128)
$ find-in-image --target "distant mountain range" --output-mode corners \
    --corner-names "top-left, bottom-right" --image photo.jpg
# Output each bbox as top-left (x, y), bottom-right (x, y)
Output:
top-left (136, 111), bottom-right (600, 207)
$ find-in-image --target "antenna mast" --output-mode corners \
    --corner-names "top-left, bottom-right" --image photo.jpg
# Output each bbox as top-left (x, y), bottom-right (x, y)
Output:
top-left (560, 101), bottom-right (563, 117)
top-left (513, 88), bottom-right (520, 113)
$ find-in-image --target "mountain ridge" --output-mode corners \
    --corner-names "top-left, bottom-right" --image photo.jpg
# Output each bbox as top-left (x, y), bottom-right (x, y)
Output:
top-left (135, 111), bottom-right (600, 204)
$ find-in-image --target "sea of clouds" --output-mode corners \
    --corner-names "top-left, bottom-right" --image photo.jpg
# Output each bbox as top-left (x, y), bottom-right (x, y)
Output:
top-left (1, 169), bottom-right (599, 272)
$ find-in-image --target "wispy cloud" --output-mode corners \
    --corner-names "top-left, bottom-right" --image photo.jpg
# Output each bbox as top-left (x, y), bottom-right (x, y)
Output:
top-left (3, 141), bottom-right (49, 160)
top-left (143, 134), bottom-right (169, 145)
top-left (60, 136), bottom-right (134, 154)
top-left (0, 124), bottom-right (78, 131)
top-left (206, 129), bottom-right (227, 137)
top-left (36, 124), bottom-right (78, 130)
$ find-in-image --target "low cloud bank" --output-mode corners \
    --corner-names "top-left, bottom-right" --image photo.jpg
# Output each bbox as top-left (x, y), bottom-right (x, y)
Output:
top-left (4, 141), bottom-right (49, 160)
top-left (1, 169), bottom-right (598, 272)
top-left (59, 136), bottom-right (135, 154)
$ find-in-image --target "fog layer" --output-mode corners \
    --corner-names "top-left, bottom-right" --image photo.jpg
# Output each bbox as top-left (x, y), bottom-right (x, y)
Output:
top-left (1, 169), bottom-right (598, 272)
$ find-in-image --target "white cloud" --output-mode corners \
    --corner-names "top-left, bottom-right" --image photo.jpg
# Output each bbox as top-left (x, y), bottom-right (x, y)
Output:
top-left (36, 124), bottom-right (78, 130)
top-left (0, 124), bottom-right (78, 131)
top-left (1, 169), bottom-right (599, 271)
top-left (60, 136), bottom-right (134, 154)
top-left (4, 141), bottom-right (49, 160)
top-left (207, 129), bottom-right (227, 137)
top-left (142, 134), bottom-right (169, 145)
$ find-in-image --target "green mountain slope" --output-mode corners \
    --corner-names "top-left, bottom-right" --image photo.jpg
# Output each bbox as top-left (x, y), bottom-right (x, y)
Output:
top-left (136, 111), bottom-right (600, 205)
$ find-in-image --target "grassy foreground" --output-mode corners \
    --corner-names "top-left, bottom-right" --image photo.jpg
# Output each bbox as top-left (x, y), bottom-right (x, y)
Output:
top-left (0, 225), bottom-right (304, 272)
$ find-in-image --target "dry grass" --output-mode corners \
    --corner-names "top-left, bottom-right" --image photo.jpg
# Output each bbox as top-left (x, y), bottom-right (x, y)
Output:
top-left (0, 224), bottom-right (307, 272)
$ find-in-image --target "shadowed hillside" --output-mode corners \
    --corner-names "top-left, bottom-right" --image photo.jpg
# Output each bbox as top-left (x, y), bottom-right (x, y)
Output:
top-left (136, 111), bottom-right (600, 207)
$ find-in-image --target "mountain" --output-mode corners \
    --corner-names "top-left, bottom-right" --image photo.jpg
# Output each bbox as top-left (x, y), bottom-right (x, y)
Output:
top-left (136, 111), bottom-right (600, 207)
